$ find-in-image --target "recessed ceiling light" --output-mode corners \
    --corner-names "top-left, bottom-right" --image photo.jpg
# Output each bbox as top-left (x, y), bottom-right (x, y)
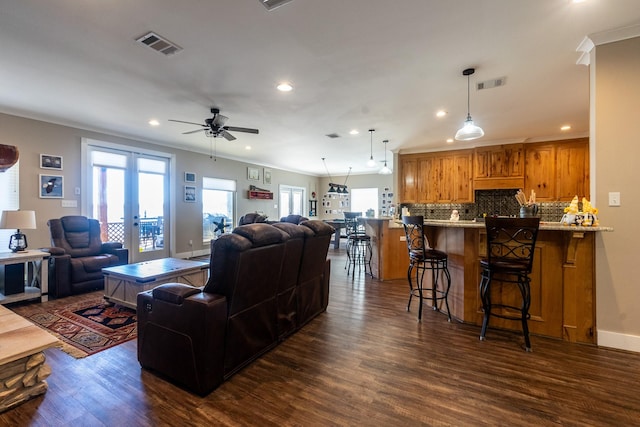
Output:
top-left (276, 82), bottom-right (293, 92)
top-left (436, 110), bottom-right (447, 118)
top-left (148, 119), bottom-right (160, 126)
top-left (245, 146), bottom-right (252, 150)
top-left (349, 129), bottom-right (359, 135)
top-left (446, 138), bottom-right (454, 143)
top-left (561, 125), bottom-right (571, 131)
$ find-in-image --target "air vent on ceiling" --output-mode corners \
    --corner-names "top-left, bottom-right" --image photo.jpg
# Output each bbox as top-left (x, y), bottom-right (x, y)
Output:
top-left (136, 32), bottom-right (182, 56)
top-left (477, 77), bottom-right (507, 90)
top-left (326, 133), bottom-right (341, 139)
top-left (260, 0), bottom-right (295, 11)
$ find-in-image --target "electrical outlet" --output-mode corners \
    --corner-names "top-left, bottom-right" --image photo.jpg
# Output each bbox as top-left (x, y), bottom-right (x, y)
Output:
top-left (608, 192), bottom-right (621, 207)
top-left (188, 240), bottom-right (193, 246)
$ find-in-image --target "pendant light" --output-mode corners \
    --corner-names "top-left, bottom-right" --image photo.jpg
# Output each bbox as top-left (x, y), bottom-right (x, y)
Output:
top-left (366, 129), bottom-right (376, 167)
top-left (454, 67), bottom-right (484, 141)
top-left (379, 140), bottom-right (392, 175)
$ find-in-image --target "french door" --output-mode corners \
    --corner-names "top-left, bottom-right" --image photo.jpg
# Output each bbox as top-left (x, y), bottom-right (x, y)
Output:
top-left (82, 141), bottom-right (171, 263)
top-left (279, 185), bottom-right (306, 219)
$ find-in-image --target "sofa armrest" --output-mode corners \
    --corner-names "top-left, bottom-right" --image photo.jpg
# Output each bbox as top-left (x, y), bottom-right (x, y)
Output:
top-left (137, 286), bottom-right (228, 395)
top-left (41, 246), bottom-right (66, 256)
top-left (101, 242), bottom-right (128, 264)
top-left (47, 253), bottom-right (72, 298)
top-left (152, 283), bottom-right (202, 304)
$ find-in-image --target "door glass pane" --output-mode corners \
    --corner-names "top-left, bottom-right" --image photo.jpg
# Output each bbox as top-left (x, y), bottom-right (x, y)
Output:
top-left (138, 170), bottom-right (164, 251)
top-left (292, 190), bottom-right (303, 215)
top-left (279, 190), bottom-right (291, 218)
top-left (92, 165), bottom-right (125, 244)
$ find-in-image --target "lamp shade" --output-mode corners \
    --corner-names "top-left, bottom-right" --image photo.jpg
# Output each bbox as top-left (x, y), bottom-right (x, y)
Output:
top-left (455, 116), bottom-right (485, 141)
top-left (0, 210), bottom-right (37, 230)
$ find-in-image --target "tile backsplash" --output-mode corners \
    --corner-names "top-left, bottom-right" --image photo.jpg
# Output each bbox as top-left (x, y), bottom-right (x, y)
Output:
top-left (401, 189), bottom-right (567, 222)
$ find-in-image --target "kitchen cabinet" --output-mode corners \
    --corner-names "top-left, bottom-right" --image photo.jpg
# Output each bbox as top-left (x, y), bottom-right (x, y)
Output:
top-left (399, 150), bottom-right (473, 203)
top-left (525, 143), bottom-right (556, 201)
top-left (473, 144), bottom-right (524, 190)
top-left (399, 157), bottom-right (418, 203)
top-left (556, 139), bottom-right (589, 200)
top-left (525, 138), bottom-right (589, 201)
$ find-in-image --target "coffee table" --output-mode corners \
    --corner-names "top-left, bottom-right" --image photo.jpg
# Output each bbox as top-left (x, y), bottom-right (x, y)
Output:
top-left (102, 258), bottom-right (209, 309)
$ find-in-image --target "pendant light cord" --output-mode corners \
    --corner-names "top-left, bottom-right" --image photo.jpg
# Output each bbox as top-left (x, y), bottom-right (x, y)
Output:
top-left (322, 157), bottom-right (334, 182)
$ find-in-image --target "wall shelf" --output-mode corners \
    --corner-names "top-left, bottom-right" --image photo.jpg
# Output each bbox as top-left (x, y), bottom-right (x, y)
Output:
top-left (248, 190), bottom-right (273, 200)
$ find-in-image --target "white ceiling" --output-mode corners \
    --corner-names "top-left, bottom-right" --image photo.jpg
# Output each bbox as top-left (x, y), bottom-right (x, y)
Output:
top-left (1, 0), bottom-right (639, 176)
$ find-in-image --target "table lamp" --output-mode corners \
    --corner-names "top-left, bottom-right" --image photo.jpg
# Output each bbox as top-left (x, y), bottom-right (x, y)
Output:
top-left (0, 210), bottom-right (37, 252)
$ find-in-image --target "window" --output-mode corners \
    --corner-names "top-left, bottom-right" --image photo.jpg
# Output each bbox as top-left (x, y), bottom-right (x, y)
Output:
top-left (203, 177), bottom-right (236, 241)
top-left (0, 162), bottom-right (19, 245)
top-left (350, 188), bottom-right (378, 217)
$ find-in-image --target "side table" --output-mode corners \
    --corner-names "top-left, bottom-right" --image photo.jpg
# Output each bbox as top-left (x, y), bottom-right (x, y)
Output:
top-left (0, 250), bottom-right (49, 305)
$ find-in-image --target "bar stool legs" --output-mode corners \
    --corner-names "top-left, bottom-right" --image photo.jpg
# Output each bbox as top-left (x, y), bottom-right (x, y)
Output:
top-left (407, 256), bottom-right (452, 322)
top-left (346, 237), bottom-right (373, 277)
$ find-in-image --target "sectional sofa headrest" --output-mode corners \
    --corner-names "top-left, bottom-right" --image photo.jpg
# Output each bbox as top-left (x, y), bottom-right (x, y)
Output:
top-left (300, 220), bottom-right (335, 236)
top-left (233, 223), bottom-right (288, 247)
top-left (271, 222), bottom-right (309, 239)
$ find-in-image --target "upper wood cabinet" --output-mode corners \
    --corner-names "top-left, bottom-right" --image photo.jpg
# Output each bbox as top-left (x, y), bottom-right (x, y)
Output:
top-left (556, 139), bottom-right (590, 200)
top-left (399, 150), bottom-right (473, 203)
top-left (525, 138), bottom-right (589, 201)
top-left (473, 144), bottom-right (524, 190)
top-left (399, 138), bottom-right (588, 204)
top-left (525, 143), bottom-right (556, 201)
top-left (399, 157), bottom-right (418, 203)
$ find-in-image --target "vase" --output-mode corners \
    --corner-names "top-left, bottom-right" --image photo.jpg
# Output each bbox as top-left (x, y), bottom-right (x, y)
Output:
top-left (520, 204), bottom-right (539, 218)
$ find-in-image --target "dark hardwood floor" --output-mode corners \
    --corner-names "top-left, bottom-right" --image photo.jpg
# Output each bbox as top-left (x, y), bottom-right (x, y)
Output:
top-left (2, 248), bottom-right (640, 426)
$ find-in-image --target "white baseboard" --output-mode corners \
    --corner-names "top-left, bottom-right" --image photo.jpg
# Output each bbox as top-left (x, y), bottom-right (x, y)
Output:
top-left (597, 330), bottom-right (640, 353)
top-left (174, 248), bottom-right (210, 260)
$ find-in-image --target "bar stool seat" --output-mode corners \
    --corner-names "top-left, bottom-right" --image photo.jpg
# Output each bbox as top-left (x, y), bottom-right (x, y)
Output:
top-left (479, 217), bottom-right (540, 351)
top-left (402, 215), bottom-right (451, 322)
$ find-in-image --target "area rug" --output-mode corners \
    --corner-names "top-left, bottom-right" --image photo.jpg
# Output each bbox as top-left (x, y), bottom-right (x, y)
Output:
top-left (10, 292), bottom-right (136, 359)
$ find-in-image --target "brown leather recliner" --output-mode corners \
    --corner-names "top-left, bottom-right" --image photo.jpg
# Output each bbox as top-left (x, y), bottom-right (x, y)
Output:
top-left (279, 214), bottom-right (309, 224)
top-left (45, 216), bottom-right (129, 298)
top-left (238, 212), bottom-right (268, 225)
top-left (137, 220), bottom-right (334, 395)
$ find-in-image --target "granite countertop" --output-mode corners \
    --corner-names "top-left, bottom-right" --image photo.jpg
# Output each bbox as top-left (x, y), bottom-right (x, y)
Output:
top-left (378, 218), bottom-right (613, 232)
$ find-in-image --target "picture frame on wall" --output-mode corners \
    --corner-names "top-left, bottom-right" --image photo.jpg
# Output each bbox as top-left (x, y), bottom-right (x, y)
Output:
top-left (184, 172), bottom-right (196, 183)
top-left (184, 185), bottom-right (196, 202)
top-left (39, 174), bottom-right (64, 198)
top-left (40, 154), bottom-right (63, 170)
top-left (263, 168), bottom-right (272, 185)
top-left (248, 167), bottom-right (260, 181)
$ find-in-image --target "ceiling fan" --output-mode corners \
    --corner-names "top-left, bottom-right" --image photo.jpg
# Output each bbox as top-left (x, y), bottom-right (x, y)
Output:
top-left (169, 108), bottom-right (259, 141)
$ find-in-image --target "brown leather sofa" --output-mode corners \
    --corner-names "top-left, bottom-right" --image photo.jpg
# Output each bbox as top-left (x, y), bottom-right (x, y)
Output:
top-left (45, 216), bottom-right (129, 298)
top-left (137, 220), bottom-right (334, 395)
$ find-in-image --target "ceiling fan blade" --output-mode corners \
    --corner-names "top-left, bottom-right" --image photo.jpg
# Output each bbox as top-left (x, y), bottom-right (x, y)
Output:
top-left (169, 119), bottom-right (206, 127)
top-left (183, 128), bottom-right (206, 135)
top-left (221, 130), bottom-right (236, 141)
top-left (224, 126), bottom-right (259, 134)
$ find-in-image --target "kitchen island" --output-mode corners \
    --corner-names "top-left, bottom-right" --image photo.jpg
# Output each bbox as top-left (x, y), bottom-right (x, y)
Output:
top-left (361, 217), bottom-right (613, 344)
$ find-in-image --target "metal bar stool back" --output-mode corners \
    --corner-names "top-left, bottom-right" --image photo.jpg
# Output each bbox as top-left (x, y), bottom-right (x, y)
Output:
top-left (479, 217), bottom-right (540, 351)
top-left (344, 212), bottom-right (373, 277)
top-left (401, 215), bottom-right (451, 321)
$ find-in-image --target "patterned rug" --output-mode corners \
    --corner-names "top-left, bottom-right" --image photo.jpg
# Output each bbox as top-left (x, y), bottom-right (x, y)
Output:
top-left (10, 292), bottom-right (136, 358)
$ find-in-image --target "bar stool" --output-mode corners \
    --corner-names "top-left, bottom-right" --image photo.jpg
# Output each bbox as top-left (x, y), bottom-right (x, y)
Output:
top-left (479, 217), bottom-right (540, 351)
top-left (344, 212), bottom-right (373, 277)
top-left (401, 216), bottom-right (451, 322)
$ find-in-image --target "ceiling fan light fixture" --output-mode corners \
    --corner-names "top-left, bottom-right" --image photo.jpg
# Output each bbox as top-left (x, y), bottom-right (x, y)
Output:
top-left (455, 68), bottom-right (484, 141)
